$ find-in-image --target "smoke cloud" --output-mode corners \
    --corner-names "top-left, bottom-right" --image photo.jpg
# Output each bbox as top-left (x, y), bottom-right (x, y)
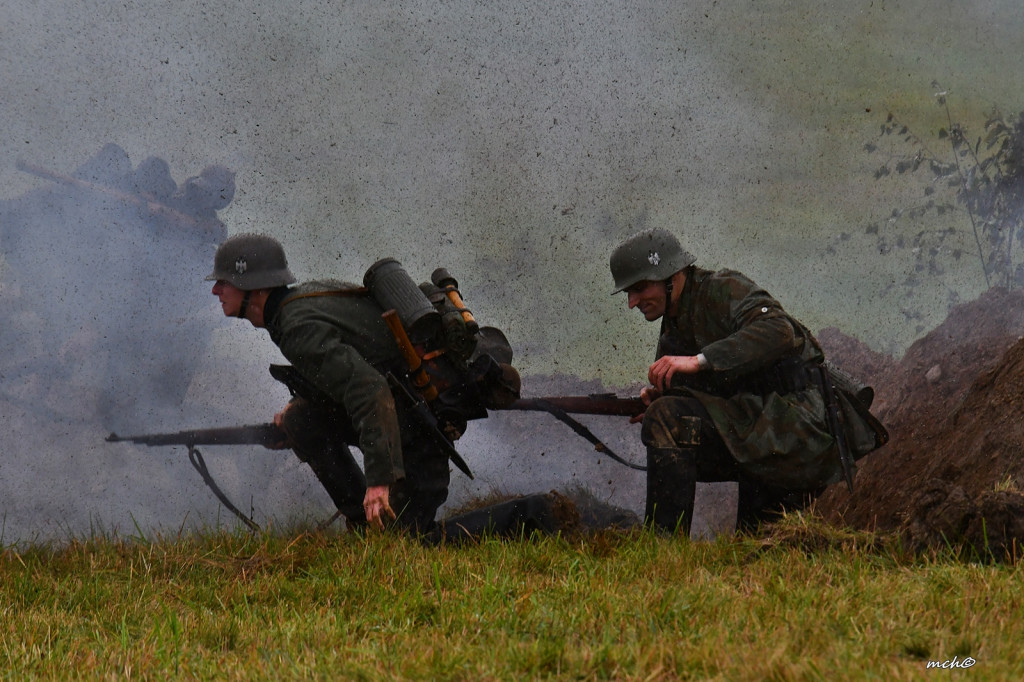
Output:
top-left (2, 1), bottom-right (1023, 543)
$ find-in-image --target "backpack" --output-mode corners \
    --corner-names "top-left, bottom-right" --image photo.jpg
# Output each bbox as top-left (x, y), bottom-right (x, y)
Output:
top-left (363, 258), bottom-right (521, 439)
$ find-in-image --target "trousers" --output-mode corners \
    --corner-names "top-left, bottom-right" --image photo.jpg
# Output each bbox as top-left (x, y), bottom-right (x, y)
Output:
top-left (281, 397), bottom-right (450, 532)
top-left (641, 395), bottom-right (817, 528)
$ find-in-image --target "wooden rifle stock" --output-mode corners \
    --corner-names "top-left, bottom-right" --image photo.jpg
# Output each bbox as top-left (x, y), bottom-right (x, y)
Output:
top-left (15, 158), bottom-right (224, 240)
top-left (502, 394), bottom-right (646, 417)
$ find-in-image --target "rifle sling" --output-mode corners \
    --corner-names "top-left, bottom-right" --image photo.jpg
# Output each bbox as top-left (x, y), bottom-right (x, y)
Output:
top-left (280, 287), bottom-right (370, 307)
top-left (184, 442), bottom-right (345, 533)
top-left (187, 446), bottom-right (260, 532)
top-left (531, 399), bottom-right (647, 472)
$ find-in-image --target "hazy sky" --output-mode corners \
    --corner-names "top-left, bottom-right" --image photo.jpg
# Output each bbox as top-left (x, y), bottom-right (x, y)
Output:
top-left (4, 1), bottom-right (1023, 377)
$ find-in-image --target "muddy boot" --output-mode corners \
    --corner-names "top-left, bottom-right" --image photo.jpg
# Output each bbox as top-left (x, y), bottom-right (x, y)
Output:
top-left (645, 447), bottom-right (697, 535)
top-left (736, 479), bottom-right (815, 531)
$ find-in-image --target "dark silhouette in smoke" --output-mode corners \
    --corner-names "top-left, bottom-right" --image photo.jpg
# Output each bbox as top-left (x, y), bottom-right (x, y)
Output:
top-left (1, 144), bottom-right (233, 431)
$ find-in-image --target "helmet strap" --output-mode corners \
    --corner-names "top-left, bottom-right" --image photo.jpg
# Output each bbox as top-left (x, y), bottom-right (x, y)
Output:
top-left (238, 290), bottom-right (252, 320)
top-left (663, 277), bottom-right (674, 315)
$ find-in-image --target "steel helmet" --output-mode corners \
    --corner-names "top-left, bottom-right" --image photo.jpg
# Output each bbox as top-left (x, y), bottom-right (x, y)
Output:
top-left (609, 228), bottom-right (696, 294)
top-left (206, 233), bottom-right (296, 290)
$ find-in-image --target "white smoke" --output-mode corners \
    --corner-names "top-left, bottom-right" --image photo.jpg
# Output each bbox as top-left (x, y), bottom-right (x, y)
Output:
top-left (2, 1), bottom-right (1023, 542)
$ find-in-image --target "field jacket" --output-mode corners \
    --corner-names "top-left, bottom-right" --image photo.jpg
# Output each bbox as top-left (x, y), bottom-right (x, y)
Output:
top-left (263, 280), bottom-right (406, 487)
top-left (659, 266), bottom-right (879, 489)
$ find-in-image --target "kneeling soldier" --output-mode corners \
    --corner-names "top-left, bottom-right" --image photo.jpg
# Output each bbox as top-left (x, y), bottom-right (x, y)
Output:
top-left (609, 229), bottom-right (886, 533)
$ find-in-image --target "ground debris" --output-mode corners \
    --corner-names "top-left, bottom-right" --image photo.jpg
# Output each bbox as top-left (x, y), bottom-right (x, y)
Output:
top-left (753, 511), bottom-right (892, 556)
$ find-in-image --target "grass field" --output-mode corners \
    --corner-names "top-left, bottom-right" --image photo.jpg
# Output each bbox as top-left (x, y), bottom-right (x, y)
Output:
top-left (1, 513), bottom-right (1019, 680)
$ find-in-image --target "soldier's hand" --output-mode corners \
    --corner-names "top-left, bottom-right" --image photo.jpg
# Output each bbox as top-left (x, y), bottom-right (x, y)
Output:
top-left (268, 403), bottom-right (294, 450)
top-left (273, 402), bottom-right (293, 428)
top-left (648, 355), bottom-right (700, 392)
top-left (630, 386), bottom-right (662, 423)
top-left (364, 485), bottom-right (397, 531)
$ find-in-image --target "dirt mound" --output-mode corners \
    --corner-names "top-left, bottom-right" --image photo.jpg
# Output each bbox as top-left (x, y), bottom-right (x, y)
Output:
top-left (814, 287), bottom-right (1024, 556)
top-left (900, 481), bottom-right (1024, 558)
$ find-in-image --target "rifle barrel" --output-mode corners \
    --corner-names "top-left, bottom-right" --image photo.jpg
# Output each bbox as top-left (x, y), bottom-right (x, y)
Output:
top-left (106, 423), bottom-right (284, 448)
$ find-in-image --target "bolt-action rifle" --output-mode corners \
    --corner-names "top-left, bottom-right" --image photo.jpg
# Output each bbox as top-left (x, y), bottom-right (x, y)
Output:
top-left (15, 158), bottom-right (225, 241)
top-left (105, 379), bottom-right (648, 530)
top-left (106, 425), bottom-right (288, 531)
top-left (497, 394), bottom-right (647, 471)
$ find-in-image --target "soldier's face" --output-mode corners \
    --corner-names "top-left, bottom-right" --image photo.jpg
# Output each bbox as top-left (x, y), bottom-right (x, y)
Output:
top-left (625, 280), bottom-right (667, 321)
top-left (211, 280), bottom-right (245, 317)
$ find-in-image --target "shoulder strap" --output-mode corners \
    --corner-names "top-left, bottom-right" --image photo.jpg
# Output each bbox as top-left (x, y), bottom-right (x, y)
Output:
top-left (280, 287), bottom-right (370, 308)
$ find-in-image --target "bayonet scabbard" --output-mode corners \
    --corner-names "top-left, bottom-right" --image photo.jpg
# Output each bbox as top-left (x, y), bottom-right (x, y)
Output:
top-left (812, 365), bottom-right (855, 493)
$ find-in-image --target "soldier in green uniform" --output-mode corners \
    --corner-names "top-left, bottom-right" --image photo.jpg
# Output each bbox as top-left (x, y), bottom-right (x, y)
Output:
top-left (610, 228), bottom-right (886, 533)
top-left (207, 233), bottom-right (451, 532)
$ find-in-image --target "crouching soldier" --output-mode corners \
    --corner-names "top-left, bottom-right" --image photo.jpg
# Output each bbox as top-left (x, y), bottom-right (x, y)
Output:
top-left (609, 229), bottom-right (887, 533)
top-left (207, 233), bottom-right (520, 533)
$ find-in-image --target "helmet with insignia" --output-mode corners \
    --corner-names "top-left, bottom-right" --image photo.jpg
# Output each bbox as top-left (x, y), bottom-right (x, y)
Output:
top-left (609, 228), bottom-right (696, 294)
top-left (206, 233), bottom-right (296, 290)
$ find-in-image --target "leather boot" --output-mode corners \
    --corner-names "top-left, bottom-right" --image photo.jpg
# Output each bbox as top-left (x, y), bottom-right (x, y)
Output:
top-left (645, 447), bottom-right (697, 535)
